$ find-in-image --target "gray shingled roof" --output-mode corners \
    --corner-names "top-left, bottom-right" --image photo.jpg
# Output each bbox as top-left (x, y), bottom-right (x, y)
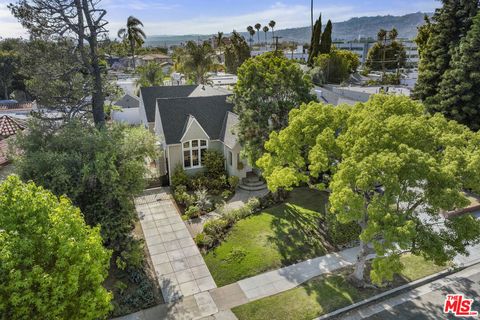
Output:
top-left (140, 85), bottom-right (197, 123)
top-left (140, 85), bottom-right (231, 123)
top-left (114, 93), bottom-right (140, 109)
top-left (157, 95), bottom-right (233, 144)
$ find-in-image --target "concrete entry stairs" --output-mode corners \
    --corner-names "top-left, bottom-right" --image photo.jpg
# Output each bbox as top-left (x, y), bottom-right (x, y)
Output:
top-left (239, 171), bottom-right (267, 191)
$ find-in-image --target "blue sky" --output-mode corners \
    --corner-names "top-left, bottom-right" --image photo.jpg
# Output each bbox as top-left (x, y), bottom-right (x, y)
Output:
top-left (1, 0), bottom-right (439, 38)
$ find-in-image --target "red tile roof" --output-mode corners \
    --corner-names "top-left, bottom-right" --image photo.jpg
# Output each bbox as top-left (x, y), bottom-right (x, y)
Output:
top-left (0, 115), bottom-right (25, 139)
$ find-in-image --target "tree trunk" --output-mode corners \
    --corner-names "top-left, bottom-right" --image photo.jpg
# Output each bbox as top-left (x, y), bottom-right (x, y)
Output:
top-left (91, 55), bottom-right (105, 126)
top-left (88, 34), bottom-right (105, 126)
top-left (3, 84), bottom-right (8, 100)
top-left (350, 239), bottom-right (368, 286)
top-left (132, 44), bottom-right (136, 70)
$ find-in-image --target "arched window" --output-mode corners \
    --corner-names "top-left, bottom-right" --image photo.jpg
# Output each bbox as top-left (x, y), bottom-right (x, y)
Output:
top-left (182, 139), bottom-right (208, 169)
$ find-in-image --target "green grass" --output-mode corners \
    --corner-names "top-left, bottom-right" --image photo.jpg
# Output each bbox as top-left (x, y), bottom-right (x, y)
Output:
top-left (203, 188), bottom-right (332, 286)
top-left (232, 254), bottom-right (449, 320)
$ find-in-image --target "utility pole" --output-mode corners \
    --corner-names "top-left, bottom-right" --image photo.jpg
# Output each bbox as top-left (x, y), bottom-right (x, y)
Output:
top-left (272, 36), bottom-right (283, 51)
top-left (311, 0), bottom-right (314, 36)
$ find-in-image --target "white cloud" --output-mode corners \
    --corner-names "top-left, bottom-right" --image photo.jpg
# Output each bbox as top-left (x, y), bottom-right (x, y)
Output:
top-left (115, 3), bottom-right (356, 36)
top-left (1, 1), bottom-right (438, 39)
top-left (0, 3), bottom-right (28, 38)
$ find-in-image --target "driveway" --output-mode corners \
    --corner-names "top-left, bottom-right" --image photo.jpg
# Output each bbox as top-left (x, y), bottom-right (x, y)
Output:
top-left (135, 188), bottom-right (217, 303)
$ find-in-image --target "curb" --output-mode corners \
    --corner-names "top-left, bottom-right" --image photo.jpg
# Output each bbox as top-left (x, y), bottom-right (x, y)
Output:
top-left (314, 258), bottom-right (480, 320)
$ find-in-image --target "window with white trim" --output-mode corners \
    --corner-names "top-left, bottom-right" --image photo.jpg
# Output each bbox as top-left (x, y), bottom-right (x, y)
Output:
top-left (182, 139), bottom-right (208, 169)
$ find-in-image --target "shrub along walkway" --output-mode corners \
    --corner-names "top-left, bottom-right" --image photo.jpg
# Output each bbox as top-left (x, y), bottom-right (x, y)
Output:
top-left (185, 188), bottom-right (269, 237)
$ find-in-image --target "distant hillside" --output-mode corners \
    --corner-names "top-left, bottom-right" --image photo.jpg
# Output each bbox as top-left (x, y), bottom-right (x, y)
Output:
top-left (145, 12), bottom-right (431, 47)
top-left (274, 12), bottom-right (431, 43)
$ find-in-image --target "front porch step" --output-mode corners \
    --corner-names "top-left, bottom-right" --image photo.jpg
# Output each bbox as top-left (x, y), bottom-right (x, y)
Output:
top-left (241, 179), bottom-right (265, 187)
top-left (238, 182), bottom-right (267, 191)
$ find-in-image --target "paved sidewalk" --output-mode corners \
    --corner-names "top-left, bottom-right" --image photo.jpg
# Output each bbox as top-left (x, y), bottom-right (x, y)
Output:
top-left (135, 188), bottom-right (217, 303)
top-left (209, 246), bottom-right (368, 311)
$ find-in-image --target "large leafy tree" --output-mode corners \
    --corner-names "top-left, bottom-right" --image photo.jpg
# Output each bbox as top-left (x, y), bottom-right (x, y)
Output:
top-left (233, 52), bottom-right (316, 165)
top-left (136, 62), bottom-right (164, 88)
top-left (314, 49), bottom-right (360, 84)
top-left (224, 31), bottom-right (251, 74)
top-left (19, 39), bottom-right (116, 121)
top-left (414, 0), bottom-right (479, 106)
top-left (9, 0), bottom-right (111, 125)
top-left (118, 16), bottom-right (146, 70)
top-left (0, 175), bottom-right (112, 319)
top-left (0, 51), bottom-right (19, 100)
top-left (437, 11), bottom-right (480, 131)
top-left (13, 120), bottom-right (157, 250)
top-left (258, 94), bottom-right (480, 286)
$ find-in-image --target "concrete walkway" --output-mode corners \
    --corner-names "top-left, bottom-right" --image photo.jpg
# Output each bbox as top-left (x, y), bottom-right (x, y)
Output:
top-left (135, 188), bottom-right (217, 303)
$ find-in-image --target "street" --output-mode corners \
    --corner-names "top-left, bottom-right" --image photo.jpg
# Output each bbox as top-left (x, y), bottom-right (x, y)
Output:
top-left (339, 264), bottom-right (480, 320)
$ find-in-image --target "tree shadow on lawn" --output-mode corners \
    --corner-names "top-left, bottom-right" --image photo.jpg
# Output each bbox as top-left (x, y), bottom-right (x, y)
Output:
top-left (266, 198), bottom-right (336, 266)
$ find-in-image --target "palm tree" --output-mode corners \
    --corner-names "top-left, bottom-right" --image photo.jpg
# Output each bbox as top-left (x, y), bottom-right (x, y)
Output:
top-left (377, 29), bottom-right (387, 43)
top-left (377, 29), bottom-right (388, 75)
top-left (254, 23), bottom-right (261, 43)
top-left (136, 62), bottom-right (164, 88)
top-left (269, 20), bottom-right (276, 42)
top-left (117, 16), bottom-right (146, 70)
top-left (389, 28), bottom-right (398, 41)
top-left (288, 42), bottom-right (297, 59)
top-left (262, 26), bottom-right (269, 47)
top-left (247, 26), bottom-right (255, 47)
top-left (183, 41), bottom-right (216, 84)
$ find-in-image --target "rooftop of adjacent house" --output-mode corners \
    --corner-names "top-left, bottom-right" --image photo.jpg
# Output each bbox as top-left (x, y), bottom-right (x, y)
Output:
top-left (0, 115), bottom-right (26, 167)
top-left (0, 115), bottom-right (26, 139)
top-left (140, 53), bottom-right (171, 60)
top-left (315, 87), bottom-right (360, 106)
top-left (156, 95), bottom-right (233, 145)
top-left (140, 84), bottom-right (231, 123)
top-left (114, 93), bottom-right (140, 109)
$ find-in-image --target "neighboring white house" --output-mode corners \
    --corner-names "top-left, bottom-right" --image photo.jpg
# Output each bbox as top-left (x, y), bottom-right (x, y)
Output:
top-left (111, 93), bottom-right (142, 125)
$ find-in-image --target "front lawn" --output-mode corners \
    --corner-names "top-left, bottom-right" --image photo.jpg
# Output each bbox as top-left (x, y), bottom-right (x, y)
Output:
top-left (203, 188), bottom-right (333, 286)
top-left (232, 254), bottom-right (448, 320)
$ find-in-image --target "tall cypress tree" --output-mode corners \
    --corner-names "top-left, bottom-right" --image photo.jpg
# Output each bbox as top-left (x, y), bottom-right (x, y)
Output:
top-left (319, 20), bottom-right (333, 54)
top-left (437, 11), bottom-right (480, 130)
top-left (414, 0), bottom-right (478, 107)
top-left (307, 14), bottom-right (322, 66)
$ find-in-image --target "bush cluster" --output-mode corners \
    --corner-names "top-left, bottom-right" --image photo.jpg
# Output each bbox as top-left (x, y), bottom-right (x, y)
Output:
top-left (195, 197), bottom-right (261, 249)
